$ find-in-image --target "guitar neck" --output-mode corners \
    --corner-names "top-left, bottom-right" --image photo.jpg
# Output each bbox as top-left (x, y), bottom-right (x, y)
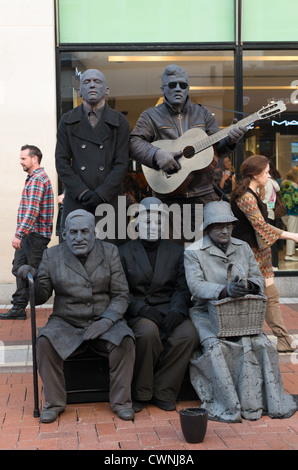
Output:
top-left (193, 112), bottom-right (259, 154)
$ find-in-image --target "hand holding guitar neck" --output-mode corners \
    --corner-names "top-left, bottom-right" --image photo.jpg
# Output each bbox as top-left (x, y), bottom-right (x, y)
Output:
top-left (142, 101), bottom-right (287, 196)
top-left (228, 122), bottom-right (248, 145)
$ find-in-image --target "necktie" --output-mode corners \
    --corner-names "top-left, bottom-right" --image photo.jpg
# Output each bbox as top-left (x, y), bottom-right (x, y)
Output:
top-left (88, 111), bottom-right (98, 127)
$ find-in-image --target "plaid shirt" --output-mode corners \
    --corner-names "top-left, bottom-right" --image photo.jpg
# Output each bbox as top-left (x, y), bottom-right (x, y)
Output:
top-left (15, 167), bottom-right (54, 240)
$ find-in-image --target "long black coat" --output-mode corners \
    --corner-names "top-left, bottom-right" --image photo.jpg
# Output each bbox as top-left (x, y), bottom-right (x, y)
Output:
top-left (55, 103), bottom-right (129, 224)
top-left (35, 240), bottom-right (134, 360)
top-left (119, 239), bottom-right (191, 326)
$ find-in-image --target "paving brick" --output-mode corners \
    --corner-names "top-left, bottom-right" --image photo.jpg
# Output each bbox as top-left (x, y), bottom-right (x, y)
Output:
top-left (1, 304), bottom-right (298, 451)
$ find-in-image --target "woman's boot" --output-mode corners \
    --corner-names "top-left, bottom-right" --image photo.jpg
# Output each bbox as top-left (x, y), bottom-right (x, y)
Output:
top-left (264, 283), bottom-right (296, 353)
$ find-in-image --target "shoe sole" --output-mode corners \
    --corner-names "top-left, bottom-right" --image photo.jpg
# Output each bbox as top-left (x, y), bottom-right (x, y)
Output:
top-left (0, 315), bottom-right (26, 320)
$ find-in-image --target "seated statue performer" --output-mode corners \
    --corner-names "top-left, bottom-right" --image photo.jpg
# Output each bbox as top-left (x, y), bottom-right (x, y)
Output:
top-left (184, 201), bottom-right (298, 423)
top-left (119, 197), bottom-right (199, 412)
top-left (19, 209), bottom-right (135, 423)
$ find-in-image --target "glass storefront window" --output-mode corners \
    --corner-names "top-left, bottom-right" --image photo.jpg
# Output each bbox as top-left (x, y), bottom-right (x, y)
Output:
top-left (59, 49), bottom-right (236, 201)
top-left (59, 48), bottom-right (298, 272)
top-left (60, 50), bottom-right (236, 130)
top-left (243, 50), bottom-right (298, 172)
top-left (243, 50), bottom-right (298, 271)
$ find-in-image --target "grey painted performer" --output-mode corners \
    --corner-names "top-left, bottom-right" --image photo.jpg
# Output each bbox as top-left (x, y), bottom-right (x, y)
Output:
top-left (184, 201), bottom-right (298, 423)
top-left (19, 209), bottom-right (135, 423)
top-left (119, 197), bottom-right (198, 412)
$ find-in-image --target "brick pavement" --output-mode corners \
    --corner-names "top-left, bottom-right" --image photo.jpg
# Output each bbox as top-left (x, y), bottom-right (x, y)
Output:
top-left (1, 301), bottom-right (298, 451)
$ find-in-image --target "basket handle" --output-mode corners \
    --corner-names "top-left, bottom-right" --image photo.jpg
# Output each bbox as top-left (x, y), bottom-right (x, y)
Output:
top-left (227, 262), bottom-right (247, 288)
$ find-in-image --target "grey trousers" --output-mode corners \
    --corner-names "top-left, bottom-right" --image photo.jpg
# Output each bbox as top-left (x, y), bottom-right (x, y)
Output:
top-left (131, 318), bottom-right (199, 402)
top-left (36, 335), bottom-right (135, 413)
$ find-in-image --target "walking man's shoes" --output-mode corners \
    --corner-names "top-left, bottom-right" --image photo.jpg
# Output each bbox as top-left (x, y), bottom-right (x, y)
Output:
top-left (0, 306), bottom-right (27, 320)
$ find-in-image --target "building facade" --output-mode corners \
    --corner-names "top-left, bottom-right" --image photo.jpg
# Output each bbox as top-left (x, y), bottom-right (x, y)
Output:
top-left (1, 0), bottom-right (298, 296)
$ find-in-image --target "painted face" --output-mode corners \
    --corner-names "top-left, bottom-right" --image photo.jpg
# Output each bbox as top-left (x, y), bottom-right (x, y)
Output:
top-left (208, 223), bottom-right (234, 246)
top-left (78, 69), bottom-right (109, 107)
top-left (138, 211), bottom-right (163, 241)
top-left (161, 71), bottom-right (189, 109)
top-left (63, 214), bottom-right (96, 256)
top-left (254, 164), bottom-right (271, 188)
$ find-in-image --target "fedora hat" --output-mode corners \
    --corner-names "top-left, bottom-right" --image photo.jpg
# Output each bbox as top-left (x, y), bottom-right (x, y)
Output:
top-left (202, 201), bottom-right (238, 230)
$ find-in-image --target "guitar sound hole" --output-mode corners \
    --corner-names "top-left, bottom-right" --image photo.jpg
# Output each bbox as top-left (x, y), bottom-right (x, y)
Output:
top-left (183, 146), bottom-right (195, 158)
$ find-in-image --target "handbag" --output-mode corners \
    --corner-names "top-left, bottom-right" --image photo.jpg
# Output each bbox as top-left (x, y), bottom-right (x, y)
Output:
top-left (274, 191), bottom-right (287, 218)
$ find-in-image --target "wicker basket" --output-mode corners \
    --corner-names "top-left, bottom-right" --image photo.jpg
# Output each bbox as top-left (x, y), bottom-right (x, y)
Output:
top-left (208, 262), bottom-right (267, 337)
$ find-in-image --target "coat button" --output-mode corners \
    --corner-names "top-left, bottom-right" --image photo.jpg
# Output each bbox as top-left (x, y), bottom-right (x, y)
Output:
top-left (81, 166), bottom-right (86, 171)
top-left (99, 166), bottom-right (104, 171)
top-left (82, 144), bottom-right (86, 148)
top-left (99, 145), bottom-right (104, 149)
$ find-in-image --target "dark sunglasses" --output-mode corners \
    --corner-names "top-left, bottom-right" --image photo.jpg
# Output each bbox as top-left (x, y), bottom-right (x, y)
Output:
top-left (166, 82), bottom-right (189, 90)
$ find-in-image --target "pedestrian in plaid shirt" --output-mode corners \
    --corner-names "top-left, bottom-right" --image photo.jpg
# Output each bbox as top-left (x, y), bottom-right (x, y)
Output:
top-left (0, 145), bottom-right (54, 320)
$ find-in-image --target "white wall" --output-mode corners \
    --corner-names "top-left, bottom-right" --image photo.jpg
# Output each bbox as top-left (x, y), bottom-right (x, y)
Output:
top-left (0, 0), bottom-right (58, 289)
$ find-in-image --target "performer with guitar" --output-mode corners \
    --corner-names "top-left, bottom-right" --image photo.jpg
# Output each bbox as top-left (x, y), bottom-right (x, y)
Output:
top-left (130, 64), bottom-right (248, 243)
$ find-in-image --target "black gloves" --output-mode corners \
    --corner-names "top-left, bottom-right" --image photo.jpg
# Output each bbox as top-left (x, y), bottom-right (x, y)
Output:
top-left (17, 265), bottom-right (37, 279)
top-left (220, 276), bottom-right (260, 299)
top-left (162, 310), bottom-right (184, 333)
top-left (139, 306), bottom-right (185, 343)
top-left (139, 305), bottom-right (163, 328)
top-left (80, 190), bottom-right (103, 210)
top-left (227, 278), bottom-right (249, 298)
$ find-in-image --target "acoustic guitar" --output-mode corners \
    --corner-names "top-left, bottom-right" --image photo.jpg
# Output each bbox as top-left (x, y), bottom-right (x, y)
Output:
top-left (141, 101), bottom-right (286, 196)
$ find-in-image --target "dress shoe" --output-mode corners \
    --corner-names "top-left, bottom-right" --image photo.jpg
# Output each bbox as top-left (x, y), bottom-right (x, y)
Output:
top-left (40, 409), bottom-right (64, 423)
top-left (132, 400), bottom-right (146, 413)
top-left (116, 408), bottom-right (135, 421)
top-left (152, 397), bottom-right (176, 411)
top-left (0, 306), bottom-right (27, 320)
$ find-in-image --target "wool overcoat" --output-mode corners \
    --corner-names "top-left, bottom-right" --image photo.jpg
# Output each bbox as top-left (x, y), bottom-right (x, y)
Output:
top-left (184, 235), bottom-right (265, 343)
top-left (35, 239), bottom-right (134, 360)
top-left (55, 103), bottom-right (129, 223)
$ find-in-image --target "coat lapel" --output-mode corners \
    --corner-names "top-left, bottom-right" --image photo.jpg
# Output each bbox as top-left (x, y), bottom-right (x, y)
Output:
top-left (63, 245), bottom-right (90, 280)
top-left (149, 240), bottom-right (169, 291)
top-left (132, 239), bottom-right (153, 282)
top-left (66, 104), bottom-right (114, 145)
top-left (84, 240), bottom-right (104, 277)
top-left (63, 241), bottom-right (104, 280)
top-left (132, 239), bottom-right (169, 293)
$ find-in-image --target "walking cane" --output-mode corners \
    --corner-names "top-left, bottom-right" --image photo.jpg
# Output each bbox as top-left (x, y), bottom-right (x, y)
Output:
top-left (28, 272), bottom-right (40, 418)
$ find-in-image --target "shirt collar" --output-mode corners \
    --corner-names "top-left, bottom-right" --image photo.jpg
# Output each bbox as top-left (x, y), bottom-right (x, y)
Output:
top-left (26, 167), bottom-right (43, 180)
top-left (83, 103), bottom-right (105, 119)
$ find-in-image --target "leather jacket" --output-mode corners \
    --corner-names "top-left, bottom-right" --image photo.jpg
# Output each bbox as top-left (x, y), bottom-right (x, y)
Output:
top-left (130, 97), bottom-right (235, 198)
